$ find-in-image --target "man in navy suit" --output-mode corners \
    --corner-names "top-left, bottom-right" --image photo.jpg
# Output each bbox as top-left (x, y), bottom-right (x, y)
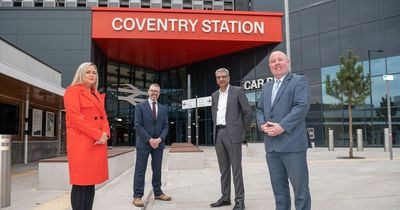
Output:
top-left (256, 51), bottom-right (311, 210)
top-left (132, 83), bottom-right (171, 207)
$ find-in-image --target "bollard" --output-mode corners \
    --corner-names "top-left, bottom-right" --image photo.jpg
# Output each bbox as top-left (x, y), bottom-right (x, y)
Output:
top-left (328, 129), bottom-right (334, 151)
top-left (0, 135), bottom-right (11, 208)
top-left (384, 128), bottom-right (389, 152)
top-left (357, 129), bottom-right (363, 151)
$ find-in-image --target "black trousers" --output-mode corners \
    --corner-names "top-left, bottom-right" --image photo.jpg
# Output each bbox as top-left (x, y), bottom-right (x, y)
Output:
top-left (71, 185), bottom-right (95, 210)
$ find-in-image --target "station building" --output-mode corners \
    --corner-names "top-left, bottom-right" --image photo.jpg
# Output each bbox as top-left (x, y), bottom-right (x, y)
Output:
top-left (0, 0), bottom-right (399, 163)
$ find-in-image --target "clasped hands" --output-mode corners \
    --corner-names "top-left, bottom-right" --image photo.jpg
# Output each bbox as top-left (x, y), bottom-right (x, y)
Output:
top-left (261, 121), bottom-right (284, 137)
top-left (94, 132), bottom-right (109, 145)
top-left (149, 138), bottom-right (162, 149)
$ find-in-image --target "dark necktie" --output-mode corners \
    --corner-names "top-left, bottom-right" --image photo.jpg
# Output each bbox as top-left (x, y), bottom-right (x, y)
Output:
top-left (152, 102), bottom-right (156, 120)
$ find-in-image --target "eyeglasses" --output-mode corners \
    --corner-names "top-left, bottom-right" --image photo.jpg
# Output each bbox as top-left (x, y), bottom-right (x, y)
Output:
top-left (216, 75), bottom-right (229, 80)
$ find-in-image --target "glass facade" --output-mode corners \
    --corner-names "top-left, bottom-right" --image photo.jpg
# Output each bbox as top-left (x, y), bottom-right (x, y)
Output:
top-left (321, 57), bottom-right (400, 146)
top-left (94, 0), bottom-right (400, 147)
top-left (98, 60), bottom-right (159, 146)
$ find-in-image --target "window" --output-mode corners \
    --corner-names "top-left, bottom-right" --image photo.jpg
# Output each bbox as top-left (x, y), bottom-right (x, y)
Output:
top-left (0, 103), bottom-right (19, 135)
top-left (387, 56), bottom-right (400, 74)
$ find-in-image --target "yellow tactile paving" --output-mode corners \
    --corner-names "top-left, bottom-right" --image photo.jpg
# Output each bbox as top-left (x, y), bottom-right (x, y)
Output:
top-left (11, 169), bottom-right (38, 178)
top-left (33, 192), bottom-right (71, 210)
top-left (309, 156), bottom-right (400, 164)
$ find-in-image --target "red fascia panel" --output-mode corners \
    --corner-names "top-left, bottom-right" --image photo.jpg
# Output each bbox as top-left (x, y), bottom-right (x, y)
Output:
top-left (92, 8), bottom-right (283, 70)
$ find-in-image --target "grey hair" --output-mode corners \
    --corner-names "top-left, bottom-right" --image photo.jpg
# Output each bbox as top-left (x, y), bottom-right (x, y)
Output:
top-left (148, 83), bottom-right (160, 90)
top-left (70, 62), bottom-right (98, 90)
top-left (215, 68), bottom-right (230, 76)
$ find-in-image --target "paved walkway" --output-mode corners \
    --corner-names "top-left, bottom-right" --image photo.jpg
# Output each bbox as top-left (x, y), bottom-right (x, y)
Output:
top-left (2, 146), bottom-right (400, 210)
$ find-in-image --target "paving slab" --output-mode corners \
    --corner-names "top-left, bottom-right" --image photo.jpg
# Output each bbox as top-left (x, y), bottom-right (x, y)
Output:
top-left (1, 147), bottom-right (400, 210)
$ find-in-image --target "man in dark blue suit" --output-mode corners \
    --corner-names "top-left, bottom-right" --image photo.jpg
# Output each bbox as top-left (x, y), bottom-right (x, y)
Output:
top-left (256, 51), bottom-right (311, 210)
top-left (132, 83), bottom-right (171, 207)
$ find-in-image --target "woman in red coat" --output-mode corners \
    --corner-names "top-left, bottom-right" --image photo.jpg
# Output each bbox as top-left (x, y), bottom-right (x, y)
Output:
top-left (64, 62), bottom-right (110, 210)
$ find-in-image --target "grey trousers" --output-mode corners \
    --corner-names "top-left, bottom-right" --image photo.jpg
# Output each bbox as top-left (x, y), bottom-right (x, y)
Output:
top-left (215, 127), bottom-right (244, 203)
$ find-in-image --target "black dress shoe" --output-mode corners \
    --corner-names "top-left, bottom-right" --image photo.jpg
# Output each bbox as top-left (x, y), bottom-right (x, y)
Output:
top-left (210, 198), bottom-right (231, 207)
top-left (232, 202), bottom-right (245, 210)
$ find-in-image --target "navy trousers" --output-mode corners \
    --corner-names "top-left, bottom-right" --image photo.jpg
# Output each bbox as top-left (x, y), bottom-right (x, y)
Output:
top-left (133, 147), bottom-right (164, 198)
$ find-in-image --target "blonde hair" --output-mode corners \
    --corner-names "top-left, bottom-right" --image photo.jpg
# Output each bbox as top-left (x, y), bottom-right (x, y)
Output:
top-left (70, 62), bottom-right (99, 90)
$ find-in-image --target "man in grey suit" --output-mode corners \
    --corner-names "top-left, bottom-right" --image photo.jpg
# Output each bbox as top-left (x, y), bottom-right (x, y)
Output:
top-left (132, 83), bottom-right (171, 207)
top-left (256, 51), bottom-right (311, 210)
top-left (210, 68), bottom-right (252, 210)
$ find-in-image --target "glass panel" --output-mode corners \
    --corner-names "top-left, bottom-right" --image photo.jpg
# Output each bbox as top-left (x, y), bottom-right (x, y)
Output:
top-left (323, 124), bottom-right (345, 146)
top-left (241, 52), bottom-right (255, 81)
top-left (246, 92), bottom-right (259, 143)
top-left (367, 122), bottom-right (385, 146)
top-left (390, 74), bottom-right (400, 108)
top-left (107, 61), bottom-right (119, 87)
top-left (134, 67), bottom-right (145, 88)
top-left (321, 82), bottom-right (342, 111)
top-left (0, 103), bottom-right (19, 134)
top-left (119, 64), bottom-right (130, 85)
top-left (175, 121), bottom-right (187, 142)
top-left (351, 109), bottom-right (367, 123)
top-left (246, 92), bottom-right (256, 107)
top-left (363, 58), bottom-right (385, 77)
top-left (393, 125), bottom-right (400, 146)
top-left (371, 76), bottom-right (386, 109)
top-left (177, 67), bottom-right (187, 88)
top-left (320, 65), bottom-right (340, 82)
top-left (309, 84), bottom-right (322, 112)
top-left (118, 100), bottom-right (131, 121)
top-left (305, 111), bottom-right (323, 145)
top-left (387, 55), bottom-right (400, 74)
top-left (227, 54), bottom-right (242, 82)
top-left (254, 50), bottom-right (269, 80)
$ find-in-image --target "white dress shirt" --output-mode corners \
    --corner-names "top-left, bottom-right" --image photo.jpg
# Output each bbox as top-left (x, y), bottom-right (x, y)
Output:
top-left (216, 84), bottom-right (230, 125)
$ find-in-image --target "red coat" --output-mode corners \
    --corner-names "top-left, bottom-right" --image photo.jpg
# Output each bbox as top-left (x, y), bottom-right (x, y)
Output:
top-left (64, 84), bottom-right (110, 185)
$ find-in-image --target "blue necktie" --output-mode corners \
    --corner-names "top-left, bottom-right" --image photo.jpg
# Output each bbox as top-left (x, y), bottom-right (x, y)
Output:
top-left (271, 80), bottom-right (281, 105)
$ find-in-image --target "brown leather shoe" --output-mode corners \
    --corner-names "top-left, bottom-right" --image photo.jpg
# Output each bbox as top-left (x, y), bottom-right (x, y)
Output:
top-left (155, 194), bottom-right (172, 201)
top-left (132, 197), bottom-right (144, 207)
